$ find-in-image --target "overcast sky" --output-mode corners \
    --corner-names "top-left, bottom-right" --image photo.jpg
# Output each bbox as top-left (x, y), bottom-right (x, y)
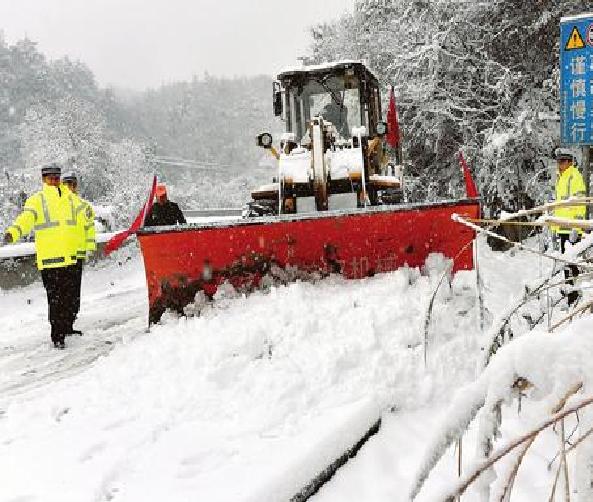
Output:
top-left (0, 0), bottom-right (356, 90)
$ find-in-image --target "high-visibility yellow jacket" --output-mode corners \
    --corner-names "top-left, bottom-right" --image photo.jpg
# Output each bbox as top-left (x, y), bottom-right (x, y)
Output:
top-left (553, 165), bottom-right (587, 234)
top-left (71, 194), bottom-right (96, 260)
top-left (5, 183), bottom-right (80, 270)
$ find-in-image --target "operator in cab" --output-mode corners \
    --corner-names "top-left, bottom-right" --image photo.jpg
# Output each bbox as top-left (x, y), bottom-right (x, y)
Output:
top-left (144, 184), bottom-right (187, 227)
top-left (321, 100), bottom-right (349, 138)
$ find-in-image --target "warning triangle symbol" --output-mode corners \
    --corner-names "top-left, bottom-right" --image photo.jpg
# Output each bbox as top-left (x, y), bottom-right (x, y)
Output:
top-left (566, 26), bottom-right (585, 50)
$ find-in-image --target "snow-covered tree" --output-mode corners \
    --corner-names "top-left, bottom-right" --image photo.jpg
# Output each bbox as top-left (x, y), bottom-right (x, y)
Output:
top-left (20, 97), bottom-right (112, 199)
top-left (0, 36), bottom-right (156, 231)
top-left (309, 0), bottom-right (583, 213)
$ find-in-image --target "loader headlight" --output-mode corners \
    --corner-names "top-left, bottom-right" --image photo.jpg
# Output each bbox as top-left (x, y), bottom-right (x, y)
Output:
top-left (376, 121), bottom-right (388, 136)
top-left (257, 132), bottom-right (273, 149)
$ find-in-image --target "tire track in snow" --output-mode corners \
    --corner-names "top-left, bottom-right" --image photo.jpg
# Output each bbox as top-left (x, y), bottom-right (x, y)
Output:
top-left (0, 284), bottom-right (147, 400)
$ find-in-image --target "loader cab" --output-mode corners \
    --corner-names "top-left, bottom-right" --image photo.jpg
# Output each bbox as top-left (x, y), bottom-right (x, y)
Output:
top-left (247, 60), bottom-right (402, 218)
top-left (274, 61), bottom-right (382, 142)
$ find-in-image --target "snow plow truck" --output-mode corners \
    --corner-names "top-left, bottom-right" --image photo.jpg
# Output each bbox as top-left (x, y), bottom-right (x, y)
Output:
top-left (137, 60), bottom-right (480, 324)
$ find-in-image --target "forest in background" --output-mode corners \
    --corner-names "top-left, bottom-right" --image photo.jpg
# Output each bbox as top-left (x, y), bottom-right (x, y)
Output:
top-left (0, 37), bottom-right (277, 230)
top-left (0, 0), bottom-right (588, 230)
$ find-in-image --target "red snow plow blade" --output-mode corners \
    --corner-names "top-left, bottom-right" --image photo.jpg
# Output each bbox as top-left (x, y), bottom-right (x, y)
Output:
top-left (137, 199), bottom-right (480, 324)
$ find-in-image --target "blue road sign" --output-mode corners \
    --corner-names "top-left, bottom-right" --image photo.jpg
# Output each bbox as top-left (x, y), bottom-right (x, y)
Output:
top-left (560, 13), bottom-right (593, 146)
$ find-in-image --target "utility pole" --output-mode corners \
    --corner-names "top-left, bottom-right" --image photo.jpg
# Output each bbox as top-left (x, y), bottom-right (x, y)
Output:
top-left (583, 146), bottom-right (591, 219)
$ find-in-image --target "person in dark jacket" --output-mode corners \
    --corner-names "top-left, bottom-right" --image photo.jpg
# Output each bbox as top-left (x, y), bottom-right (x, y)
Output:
top-left (144, 184), bottom-right (186, 227)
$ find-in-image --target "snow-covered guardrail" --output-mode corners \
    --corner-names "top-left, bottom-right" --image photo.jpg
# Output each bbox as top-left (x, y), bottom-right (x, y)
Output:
top-left (0, 232), bottom-right (118, 260)
top-left (0, 208), bottom-right (242, 261)
top-left (244, 398), bottom-right (383, 502)
top-left (183, 207), bottom-right (243, 218)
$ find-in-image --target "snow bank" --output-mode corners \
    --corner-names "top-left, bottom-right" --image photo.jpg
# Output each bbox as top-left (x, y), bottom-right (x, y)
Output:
top-left (0, 253), bottom-right (480, 502)
top-left (410, 317), bottom-right (593, 500)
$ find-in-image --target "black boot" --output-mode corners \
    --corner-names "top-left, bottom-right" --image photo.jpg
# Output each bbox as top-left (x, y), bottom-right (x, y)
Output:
top-left (50, 325), bottom-right (59, 345)
top-left (568, 290), bottom-right (580, 307)
top-left (51, 325), bottom-right (66, 349)
top-left (65, 317), bottom-right (82, 337)
top-left (52, 332), bottom-right (65, 349)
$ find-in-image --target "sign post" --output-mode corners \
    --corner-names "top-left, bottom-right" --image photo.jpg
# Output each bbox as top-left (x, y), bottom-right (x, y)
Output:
top-left (560, 13), bottom-right (593, 216)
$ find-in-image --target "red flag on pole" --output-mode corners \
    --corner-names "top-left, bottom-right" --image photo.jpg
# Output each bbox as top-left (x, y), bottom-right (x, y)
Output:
top-left (458, 151), bottom-right (479, 198)
top-left (386, 85), bottom-right (400, 149)
top-left (103, 175), bottom-right (158, 256)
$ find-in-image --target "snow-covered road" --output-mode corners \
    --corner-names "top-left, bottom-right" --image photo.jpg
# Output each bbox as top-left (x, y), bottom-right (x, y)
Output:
top-left (0, 256), bottom-right (147, 398)
top-left (0, 240), bottom-right (571, 501)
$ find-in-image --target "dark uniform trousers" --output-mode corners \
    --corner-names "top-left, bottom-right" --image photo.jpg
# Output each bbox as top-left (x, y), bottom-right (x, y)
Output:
top-left (559, 233), bottom-right (580, 306)
top-left (73, 259), bottom-right (83, 318)
top-left (41, 264), bottom-right (79, 343)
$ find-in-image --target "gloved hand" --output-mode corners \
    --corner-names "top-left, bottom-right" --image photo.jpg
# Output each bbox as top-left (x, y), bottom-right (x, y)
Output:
top-left (569, 228), bottom-right (579, 244)
top-left (2, 233), bottom-right (12, 246)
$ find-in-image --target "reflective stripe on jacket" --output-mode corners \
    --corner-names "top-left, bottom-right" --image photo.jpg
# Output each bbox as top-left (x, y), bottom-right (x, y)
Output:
top-left (553, 165), bottom-right (587, 234)
top-left (6, 183), bottom-right (79, 270)
top-left (71, 195), bottom-right (96, 260)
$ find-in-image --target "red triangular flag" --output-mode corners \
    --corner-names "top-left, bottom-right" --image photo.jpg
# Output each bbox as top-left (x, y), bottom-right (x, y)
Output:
top-left (386, 85), bottom-right (400, 149)
top-left (103, 175), bottom-right (157, 256)
top-left (458, 151), bottom-right (479, 198)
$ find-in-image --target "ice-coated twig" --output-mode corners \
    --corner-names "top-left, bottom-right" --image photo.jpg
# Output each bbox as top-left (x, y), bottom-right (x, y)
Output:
top-left (479, 272), bottom-right (561, 368)
top-left (549, 299), bottom-right (593, 332)
top-left (453, 212), bottom-right (593, 366)
top-left (410, 333), bottom-right (590, 501)
top-left (540, 215), bottom-right (593, 231)
top-left (408, 388), bottom-right (487, 500)
top-left (440, 396), bottom-right (593, 502)
top-left (452, 214), bottom-right (593, 271)
top-left (560, 418), bottom-right (571, 501)
top-left (497, 197), bottom-right (593, 221)
top-left (494, 434), bottom-right (537, 502)
top-left (566, 424), bottom-right (593, 455)
top-left (423, 257), bottom-right (454, 368)
top-left (548, 455), bottom-right (563, 502)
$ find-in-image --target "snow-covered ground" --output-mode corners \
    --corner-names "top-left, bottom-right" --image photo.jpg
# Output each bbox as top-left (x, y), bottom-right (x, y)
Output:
top-left (0, 238), bottom-right (588, 501)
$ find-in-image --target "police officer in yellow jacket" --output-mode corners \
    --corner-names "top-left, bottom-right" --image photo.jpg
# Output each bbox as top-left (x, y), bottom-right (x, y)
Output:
top-left (2, 163), bottom-right (79, 348)
top-left (553, 149), bottom-right (587, 306)
top-left (62, 171), bottom-right (96, 333)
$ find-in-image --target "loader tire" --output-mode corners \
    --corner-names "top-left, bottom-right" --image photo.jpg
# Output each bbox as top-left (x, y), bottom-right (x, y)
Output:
top-left (243, 200), bottom-right (278, 218)
top-left (381, 189), bottom-right (403, 205)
